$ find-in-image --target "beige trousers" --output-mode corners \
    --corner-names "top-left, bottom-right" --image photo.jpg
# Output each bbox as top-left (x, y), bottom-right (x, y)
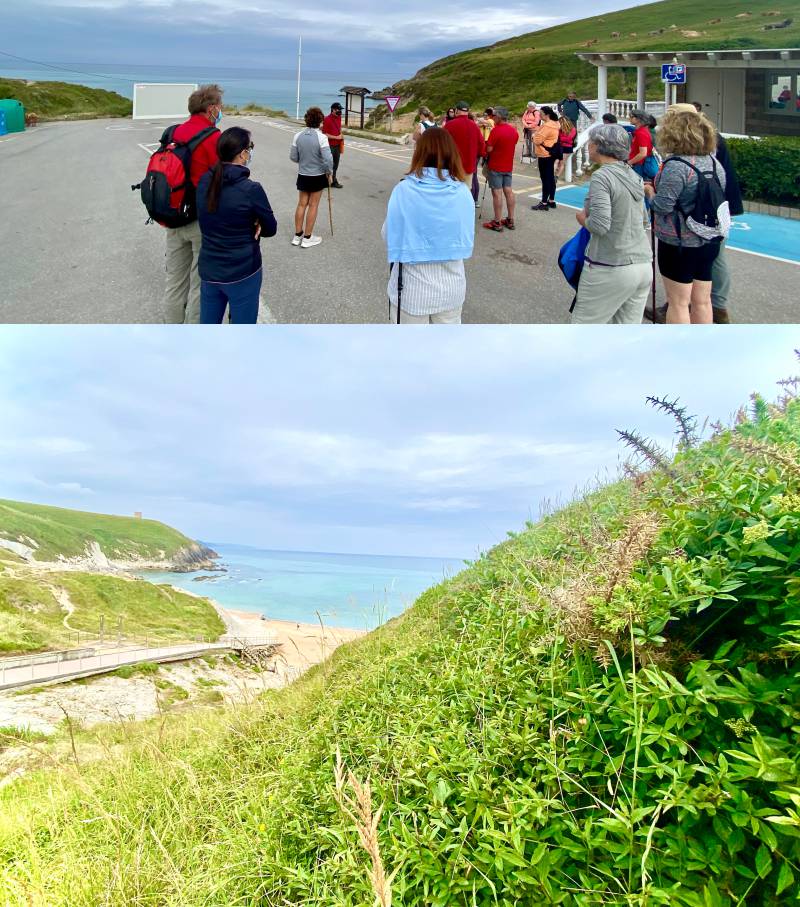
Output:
top-left (163, 220), bottom-right (202, 324)
top-left (389, 305), bottom-right (462, 324)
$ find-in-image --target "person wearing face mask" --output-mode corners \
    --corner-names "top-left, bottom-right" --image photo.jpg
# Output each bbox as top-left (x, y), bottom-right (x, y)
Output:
top-left (164, 84), bottom-right (225, 324)
top-left (196, 127), bottom-right (277, 324)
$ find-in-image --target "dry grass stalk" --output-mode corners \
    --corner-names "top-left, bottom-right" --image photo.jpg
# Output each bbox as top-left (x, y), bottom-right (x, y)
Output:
top-left (729, 435), bottom-right (800, 483)
top-left (602, 512), bottom-right (661, 604)
top-left (334, 746), bottom-right (399, 907)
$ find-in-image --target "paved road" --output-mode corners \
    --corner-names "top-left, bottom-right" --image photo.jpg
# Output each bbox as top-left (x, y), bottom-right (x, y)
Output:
top-left (0, 116), bottom-right (796, 323)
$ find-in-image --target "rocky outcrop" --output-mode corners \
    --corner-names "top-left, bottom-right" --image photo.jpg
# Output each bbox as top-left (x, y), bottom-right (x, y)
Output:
top-left (168, 543), bottom-right (222, 573)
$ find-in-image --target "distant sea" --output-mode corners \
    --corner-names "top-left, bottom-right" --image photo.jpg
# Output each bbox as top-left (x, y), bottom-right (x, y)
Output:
top-left (0, 62), bottom-right (406, 116)
top-left (135, 544), bottom-right (466, 629)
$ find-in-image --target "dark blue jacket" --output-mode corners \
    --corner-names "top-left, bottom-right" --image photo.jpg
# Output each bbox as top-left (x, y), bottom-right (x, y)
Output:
top-left (197, 164), bottom-right (277, 283)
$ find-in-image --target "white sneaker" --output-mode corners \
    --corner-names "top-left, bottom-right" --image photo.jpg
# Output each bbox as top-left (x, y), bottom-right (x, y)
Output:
top-left (300, 235), bottom-right (322, 248)
top-left (291, 234), bottom-right (302, 246)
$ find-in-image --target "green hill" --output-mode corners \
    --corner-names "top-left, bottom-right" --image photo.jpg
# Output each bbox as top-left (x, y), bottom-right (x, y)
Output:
top-left (0, 498), bottom-right (212, 565)
top-left (0, 78), bottom-right (131, 120)
top-left (0, 572), bottom-right (225, 654)
top-left (387, 0), bottom-right (800, 114)
top-left (2, 375), bottom-right (799, 904)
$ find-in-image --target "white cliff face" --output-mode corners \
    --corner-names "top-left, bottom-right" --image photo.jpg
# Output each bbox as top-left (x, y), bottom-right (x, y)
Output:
top-left (0, 537), bottom-right (36, 560)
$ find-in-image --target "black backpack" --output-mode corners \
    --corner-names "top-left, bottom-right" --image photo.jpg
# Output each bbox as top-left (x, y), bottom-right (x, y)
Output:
top-left (132, 125), bottom-right (217, 228)
top-left (664, 156), bottom-right (731, 243)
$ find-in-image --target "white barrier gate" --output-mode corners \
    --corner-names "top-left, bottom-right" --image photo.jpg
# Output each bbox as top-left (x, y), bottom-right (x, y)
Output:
top-left (132, 83), bottom-right (198, 121)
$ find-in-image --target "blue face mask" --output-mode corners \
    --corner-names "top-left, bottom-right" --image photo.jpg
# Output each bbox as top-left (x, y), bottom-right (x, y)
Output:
top-left (214, 110), bottom-right (222, 126)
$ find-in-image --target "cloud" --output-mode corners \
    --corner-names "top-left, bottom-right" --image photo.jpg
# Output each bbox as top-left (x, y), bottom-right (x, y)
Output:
top-left (404, 497), bottom-right (480, 512)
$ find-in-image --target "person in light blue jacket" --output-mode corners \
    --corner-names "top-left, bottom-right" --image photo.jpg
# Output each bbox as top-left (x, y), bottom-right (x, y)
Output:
top-left (382, 128), bottom-right (475, 323)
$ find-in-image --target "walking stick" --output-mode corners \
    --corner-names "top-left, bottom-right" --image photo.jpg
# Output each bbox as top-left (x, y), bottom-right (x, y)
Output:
top-left (650, 208), bottom-right (656, 324)
top-left (327, 176), bottom-right (334, 236)
top-left (478, 177), bottom-right (489, 221)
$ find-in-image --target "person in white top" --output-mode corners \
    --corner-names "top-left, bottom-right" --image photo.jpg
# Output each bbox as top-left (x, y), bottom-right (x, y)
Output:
top-left (412, 107), bottom-right (437, 143)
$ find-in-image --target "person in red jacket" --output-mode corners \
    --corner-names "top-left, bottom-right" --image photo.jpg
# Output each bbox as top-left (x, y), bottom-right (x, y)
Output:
top-left (164, 84), bottom-right (223, 324)
top-left (322, 102), bottom-right (344, 188)
top-left (444, 101), bottom-right (485, 203)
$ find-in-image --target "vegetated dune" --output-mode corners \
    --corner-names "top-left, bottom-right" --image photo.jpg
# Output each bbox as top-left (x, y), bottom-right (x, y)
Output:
top-left (1, 375), bottom-right (799, 903)
top-left (0, 498), bottom-right (217, 570)
top-left (0, 78), bottom-right (131, 120)
top-left (383, 0), bottom-right (800, 115)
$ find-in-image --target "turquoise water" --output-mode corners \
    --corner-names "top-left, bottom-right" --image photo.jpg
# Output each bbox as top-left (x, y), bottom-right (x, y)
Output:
top-left (136, 544), bottom-right (466, 629)
top-left (0, 63), bottom-right (401, 115)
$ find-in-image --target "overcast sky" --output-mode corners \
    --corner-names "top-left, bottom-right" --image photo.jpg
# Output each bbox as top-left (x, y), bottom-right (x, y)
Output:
top-left (0, 327), bottom-right (795, 559)
top-left (3, 0), bottom-right (654, 76)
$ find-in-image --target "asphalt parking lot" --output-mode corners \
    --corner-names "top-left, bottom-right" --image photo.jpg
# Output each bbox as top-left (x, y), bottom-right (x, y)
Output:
top-left (0, 116), bottom-right (796, 323)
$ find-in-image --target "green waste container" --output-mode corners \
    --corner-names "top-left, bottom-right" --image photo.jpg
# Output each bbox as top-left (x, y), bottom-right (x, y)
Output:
top-left (0, 99), bottom-right (25, 133)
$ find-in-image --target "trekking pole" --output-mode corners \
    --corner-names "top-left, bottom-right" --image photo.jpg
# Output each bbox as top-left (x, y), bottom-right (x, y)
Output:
top-left (478, 177), bottom-right (489, 221)
top-left (327, 175), bottom-right (334, 236)
top-left (650, 208), bottom-right (656, 324)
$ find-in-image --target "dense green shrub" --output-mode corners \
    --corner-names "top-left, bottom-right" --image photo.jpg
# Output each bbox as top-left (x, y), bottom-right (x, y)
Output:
top-left (726, 136), bottom-right (800, 206)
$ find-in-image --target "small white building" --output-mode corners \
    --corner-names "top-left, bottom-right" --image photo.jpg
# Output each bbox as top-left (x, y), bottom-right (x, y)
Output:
top-left (576, 48), bottom-right (800, 137)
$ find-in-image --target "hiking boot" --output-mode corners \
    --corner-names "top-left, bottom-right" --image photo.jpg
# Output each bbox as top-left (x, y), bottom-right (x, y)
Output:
top-left (300, 235), bottom-right (322, 248)
top-left (712, 307), bottom-right (731, 324)
top-left (532, 202), bottom-right (549, 211)
top-left (482, 220), bottom-right (503, 232)
top-left (331, 180), bottom-right (343, 189)
top-left (291, 234), bottom-right (302, 246)
top-left (501, 217), bottom-right (515, 230)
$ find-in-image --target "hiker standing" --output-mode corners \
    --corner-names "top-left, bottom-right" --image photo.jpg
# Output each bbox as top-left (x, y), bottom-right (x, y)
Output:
top-left (571, 125), bottom-right (651, 324)
top-left (290, 107), bottom-right (334, 249)
top-left (555, 115), bottom-right (577, 178)
top-left (382, 129), bottom-right (474, 323)
top-left (559, 91), bottom-right (594, 129)
top-left (412, 107), bottom-right (437, 143)
top-left (322, 102), bottom-right (344, 188)
top-left (482, 107), bottom-right (519, 233)
top-left (531, 106), bottom-right (561, 211)
top-left (444, 101), bottom-right (485, 203)
top-left (692, 102), bottom-right (744, 324)
top-left (196, 127), bottom-right (277, 324)
top-left (521, 102), bottom-right (541, 159)
top-left (644, 107), bottom-right (727, 325)
top-left (162, 84), bottom-right (223, 324)
top-left (628, 110), bottom-right (658, 181)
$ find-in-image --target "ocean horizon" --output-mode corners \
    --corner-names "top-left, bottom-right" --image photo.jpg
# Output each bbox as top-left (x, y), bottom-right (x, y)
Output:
top-left (0, 61), bottom-right (407, 115)
top-left (135, 543), bottom-right (467, 629)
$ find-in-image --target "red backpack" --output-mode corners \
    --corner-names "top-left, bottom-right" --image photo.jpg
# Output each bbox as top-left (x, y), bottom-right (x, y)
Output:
top-left (133, 125), bottom-right (217, 228)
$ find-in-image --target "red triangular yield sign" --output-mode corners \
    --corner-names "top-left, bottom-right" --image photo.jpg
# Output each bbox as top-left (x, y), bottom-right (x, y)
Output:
top-left (384, 96), bottom-right (401, 112)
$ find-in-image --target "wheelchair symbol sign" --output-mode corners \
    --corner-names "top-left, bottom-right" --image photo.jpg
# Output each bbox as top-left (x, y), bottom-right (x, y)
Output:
top-left (662, 63), bottom-right (687, 84)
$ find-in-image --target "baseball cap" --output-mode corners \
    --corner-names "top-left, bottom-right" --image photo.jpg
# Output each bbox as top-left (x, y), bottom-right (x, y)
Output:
top-left (494, 106), bottom-right (509, 119)
top-left (331, 102), bottom-right (343, 110)
top-left (527, 101), bottom-right (536, 107)
top-left (455, 100), bottom-right (470, 111)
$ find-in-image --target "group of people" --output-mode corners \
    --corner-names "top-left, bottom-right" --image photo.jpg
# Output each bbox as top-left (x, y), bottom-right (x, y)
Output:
top-left (572, 101), bottom-right (742, 325)
top-left (157, 85), bottom-right (346, 325)
top-left (152, 83), bottom-right (742, 327)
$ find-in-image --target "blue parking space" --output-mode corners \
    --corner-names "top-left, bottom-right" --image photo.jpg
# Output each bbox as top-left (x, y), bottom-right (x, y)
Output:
top-left (552, 184), bottom-right (800, 265)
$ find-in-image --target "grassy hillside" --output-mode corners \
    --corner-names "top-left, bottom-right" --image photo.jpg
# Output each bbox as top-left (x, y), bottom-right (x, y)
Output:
top-left (1, 375), bottom-right (799, 903)
top-left (0, 499), bottom-right (198, 563)
top-left (0, 78), bottom-right (131, 120)
top-left (0, 571), bottom-right (225, 654)
top-left (388, 0), bottom-right (800, 114)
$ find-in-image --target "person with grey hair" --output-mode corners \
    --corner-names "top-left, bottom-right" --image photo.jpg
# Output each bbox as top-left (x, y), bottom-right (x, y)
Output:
top-left (571, 124), bottom-right (652, 324)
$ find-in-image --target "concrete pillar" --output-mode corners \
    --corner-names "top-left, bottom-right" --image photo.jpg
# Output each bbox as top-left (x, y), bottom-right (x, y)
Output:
top-left (636, 66), bottom-right (647, 110)
top-left (598, 64), bottom-right (608, 117)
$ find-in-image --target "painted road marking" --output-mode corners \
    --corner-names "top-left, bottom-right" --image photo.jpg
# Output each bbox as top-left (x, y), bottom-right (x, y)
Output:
top-left (552, 184), bottom-right (800, 265)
